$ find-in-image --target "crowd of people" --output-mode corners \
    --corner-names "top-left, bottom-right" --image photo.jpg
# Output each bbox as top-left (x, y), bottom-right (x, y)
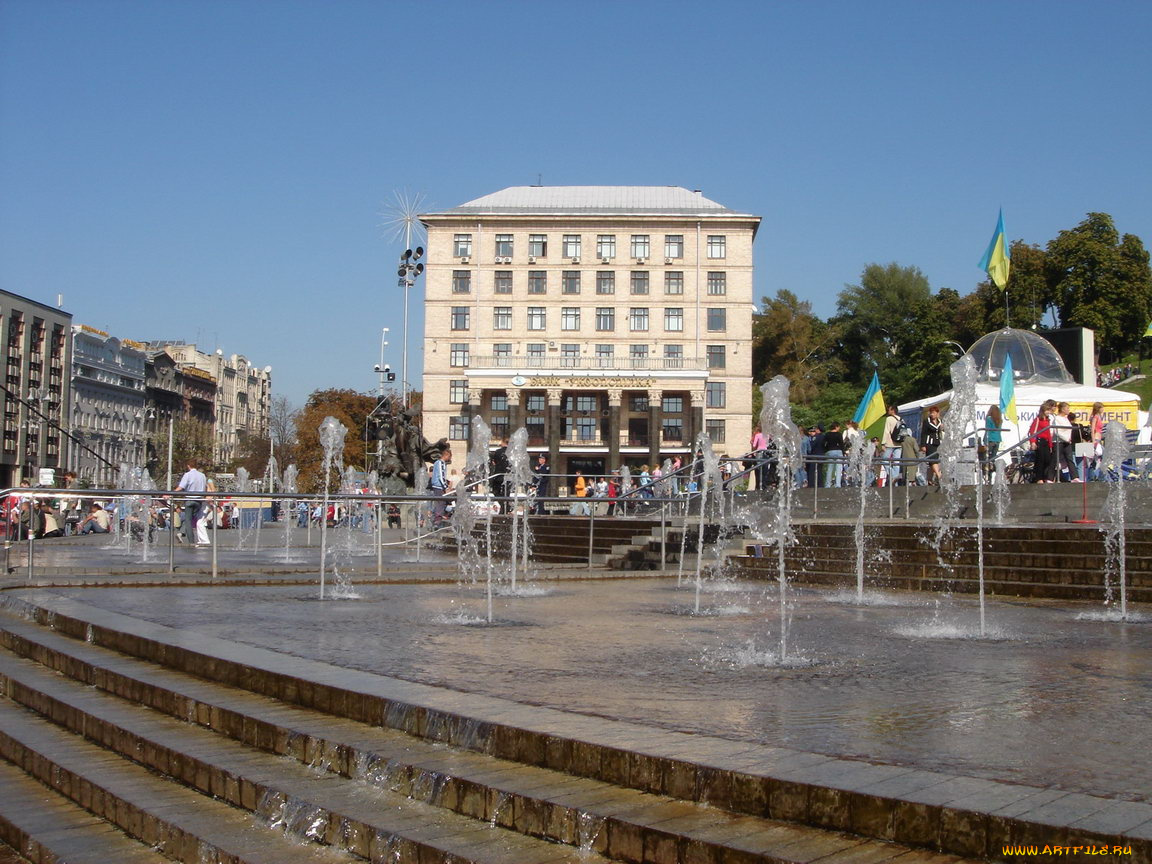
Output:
top-left (1097, 363), bottom-right (1139, 388)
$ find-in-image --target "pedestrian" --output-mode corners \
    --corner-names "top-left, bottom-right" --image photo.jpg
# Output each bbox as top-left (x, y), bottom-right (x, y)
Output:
top-left (532, 454), bottom-right (550, 514)
top-left (430, 447), bottom-right (452, 527)
top-left (172, 459), bottom-right (207, 545)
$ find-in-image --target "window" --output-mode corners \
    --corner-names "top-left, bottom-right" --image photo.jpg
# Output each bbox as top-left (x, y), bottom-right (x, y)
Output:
top-left (453, 234), bottom-right (472, 257)
top-left (528, 271), bottom-right (547, 294)
top-left (707, 308), bottom-right (726, 331)
top-left (629, 345), bottom-right (649, 367)
top-left (561, 307), bottom-right (581, 331)
top-left (629, 308), bottom-right (649, 331)
top-left (562, 271), bottom-right (581, 294)
top-left (663, 417), bottom-right (684, 442)
top-left (452, 271), bottom-right (471, 294)
top-left (528, 234), bottom-right (547, 257)
top-left (664, 344), bottom-right (683, 367)
top-left (493, 307), bottom-right (512, 330)
top-left (494, 271), bottom-right (512, 294)
top-left (705, 419), bottom-right (726, 444)
top-left (450, 343), bottom-right (470, 367)
top-left (574, 417), bottom-right (597, 441)
top-left (447, 379), bottom-right (469, 403)
top-left (630, 272), bottom-right (649, 295)
top-left (561, 344), bottom-right (579, 367)
top-left (665, 272), bottom-right (683, 295)
top-left (707, 235), bottom-right (726, 259)
top-left (662, 396), bottom-right (683, 413)
top-left (449, 416), bottom-right (470, 440)
top-left (527, 307), bottom-right (546, 330)
top-left (707, 272), bottom-right (727, 295)
top-left (595, 344), bottom-right (614, 367)
top-left (526, 394), bottom-right (545, 411)
top-left (664, 307), bottom-right (684, 332)
top-left (526, 344), bottom-right (546, 362)
top-left (665, 235), bottom-right (683, 259)
top-left (595, 307), bottom-right (615, 331)
top-left (495, 234), bottom-right (514, 257)
top-left (707, 344), bottom-right (726, 369)
top-left (596, 272), bottom-right (615, 295)
top-left (596, 235), bottom-right (616, 259)
top-left (630, 395), bottom-right (649, 412)
top-left (562, 234), bottom-right (581, 258)
top-left (706, 381), bottom-right (726, 408)
top-left (494, 343), bottom-right (512, 366)
top-left (451, 306), bottom-right (470, 330)
top-left (630, 235), bottom-right (650, 258)
top-left (490, 393), bottom-right (507, 411)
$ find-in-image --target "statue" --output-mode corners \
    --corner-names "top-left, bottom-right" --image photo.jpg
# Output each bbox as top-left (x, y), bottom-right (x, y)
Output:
top-left (371, 397), bottom-right (447, 494)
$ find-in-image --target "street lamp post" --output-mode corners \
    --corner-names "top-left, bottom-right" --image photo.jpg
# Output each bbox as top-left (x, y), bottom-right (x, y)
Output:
top-left (396, 247), bottom-right (424, 408)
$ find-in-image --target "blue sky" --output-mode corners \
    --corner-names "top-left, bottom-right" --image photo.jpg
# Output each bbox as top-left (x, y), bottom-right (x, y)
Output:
top-left (2, 0), bottom-right (1150, 406)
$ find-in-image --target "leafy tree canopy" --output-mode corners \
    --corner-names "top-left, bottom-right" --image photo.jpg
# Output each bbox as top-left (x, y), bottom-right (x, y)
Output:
top-left (294, 389), bottom-right (378, 493)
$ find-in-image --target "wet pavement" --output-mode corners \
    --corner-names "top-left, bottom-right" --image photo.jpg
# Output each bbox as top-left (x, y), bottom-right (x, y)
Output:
top-left (25, 576), bottom-right (1151, 804)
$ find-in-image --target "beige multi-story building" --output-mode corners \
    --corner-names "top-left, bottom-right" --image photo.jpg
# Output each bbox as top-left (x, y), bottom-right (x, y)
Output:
top-left (420, 186), bottom-right (759, 482)
top-left (151, 343), bottom-right (271, 467)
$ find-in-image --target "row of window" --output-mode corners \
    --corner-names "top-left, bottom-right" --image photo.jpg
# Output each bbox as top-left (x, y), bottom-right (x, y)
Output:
top-left (452, 306), bottom-right (727, 333)
top-left (451, 270), bottom-right (727, 296)
top-left (446, 415), bottom-right (728, 444)
top-left (448, 384), bottom-right (727, 410)
top-left (453, 233), bottom-right (727, 260)
top-left (448, 343), bottom-right (727, 369)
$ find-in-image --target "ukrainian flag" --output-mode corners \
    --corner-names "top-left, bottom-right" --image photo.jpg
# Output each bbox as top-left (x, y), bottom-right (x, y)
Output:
top-left (979, 210), bottom-right (1011, 290)
top-left (1000, 353), bottom-right (1018, 425)
top-left (853, 371), bottom-right (887, 438)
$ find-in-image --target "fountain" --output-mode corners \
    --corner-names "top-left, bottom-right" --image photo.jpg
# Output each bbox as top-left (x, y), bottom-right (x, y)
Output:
top-left (757, 375), bottom-right (803, 661)
top-left (317, 416), bottom-right (347, 600)
top-left (936, 355), bottom-right (987, 636)
top-left (691, 433), bottom-right (724, 614)
top-left (505, 427), bottom-right (533, 593)
top-left (847, 431), bottom-right (872, 603)
top-left (1100, 421), bottom-right (1132, 621)
top-left (233, 467), bottom-right (251, 549)
top-left (281, 464), bottom-right (298, 561)
top-left (455, 416), bottom-right (493, 621)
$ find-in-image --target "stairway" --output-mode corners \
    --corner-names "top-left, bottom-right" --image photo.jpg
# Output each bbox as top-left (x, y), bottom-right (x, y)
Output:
top-left (0, 594), bottom-right (1071, 864)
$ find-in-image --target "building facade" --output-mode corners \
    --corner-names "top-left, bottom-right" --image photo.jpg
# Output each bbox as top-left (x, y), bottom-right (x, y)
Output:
top-left (0, 291), bottom-right (72, 487)
top-left (70, 326), bottom-right (147, 486)
top-left (151, 343), bottom-right (271, 467)
top-left (420, 186), bottom-right (759, 484)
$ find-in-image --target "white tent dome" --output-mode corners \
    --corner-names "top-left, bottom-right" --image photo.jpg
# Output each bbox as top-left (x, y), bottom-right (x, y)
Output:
top-left (966, 328), bottom-right (1073, 385)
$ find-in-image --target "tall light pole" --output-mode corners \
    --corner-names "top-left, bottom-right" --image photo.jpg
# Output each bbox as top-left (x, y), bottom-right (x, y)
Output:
top-left (397, 247), bottom-right (424, 407)
top-left (377, 328), bottom-right (390, 398)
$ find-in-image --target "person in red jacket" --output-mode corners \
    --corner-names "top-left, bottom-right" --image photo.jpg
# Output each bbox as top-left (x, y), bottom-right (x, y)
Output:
top-left (1028, 400), bottom-right (1057, 483)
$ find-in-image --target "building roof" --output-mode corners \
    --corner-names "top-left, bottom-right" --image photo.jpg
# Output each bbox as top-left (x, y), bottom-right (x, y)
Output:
top-left (423, 186), bottom-right (757, 218)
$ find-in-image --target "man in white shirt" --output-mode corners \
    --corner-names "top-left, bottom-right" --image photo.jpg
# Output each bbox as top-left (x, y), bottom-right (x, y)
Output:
top-left (173, 459), bottom-right (208, 545)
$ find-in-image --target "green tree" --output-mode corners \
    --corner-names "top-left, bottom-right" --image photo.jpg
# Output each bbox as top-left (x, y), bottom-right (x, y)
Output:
top-left (751, 290), bottom-right (840, 403)
top-left (1046, 213), bottom-right (1152, 361)
top-left (834, 262), bottom-right (949, 400)
top-left (294, 389), bottom-right (378, 493)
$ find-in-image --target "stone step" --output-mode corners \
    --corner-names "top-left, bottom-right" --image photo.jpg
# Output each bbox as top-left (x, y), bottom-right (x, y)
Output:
top-left (0, 681), bottom-right (606, 864)
top-left (0, 758), bottom-right (169, 864)
top-left (0, 699), bottom-right (356, 864)
top-left (5, 596), bottom-right (1148, 863)
top-left (0, 614), bottom-right (976, 864)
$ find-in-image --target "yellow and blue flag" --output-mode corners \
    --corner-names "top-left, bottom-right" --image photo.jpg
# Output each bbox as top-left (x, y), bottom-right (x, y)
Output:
top-left (853, 371), bottom-right (887, 437)
top-left (1000, 353), bottom-right (1018, 426)
top-left (979, 210), bottom-right (1011, 290)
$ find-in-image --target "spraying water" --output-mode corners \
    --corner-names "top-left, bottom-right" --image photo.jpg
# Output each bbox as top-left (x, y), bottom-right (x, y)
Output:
top-left (937, 356), bottom-right (986, 636)
top-left (759, 375), bottom-right (802, 661)
top-left (461, 416), bottom-right (494, 622)
top-left (317, 416), bottom-right (347, 600)
top-left (1100, 421), bottom-right (1131, 620)
top-left (281, 464), bottom-right (298, 561)
top-left (847, 432), bottom-right (872, 603)
top-left (692, 434), bottom-right (724, 614)
top-left (505, 427), bottom-right (533, 592)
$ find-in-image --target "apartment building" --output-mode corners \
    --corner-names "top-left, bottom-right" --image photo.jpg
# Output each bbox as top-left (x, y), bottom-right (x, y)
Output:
top-left (0, 291), bottom-right (72, 487)
top-left (419, 186), bottom-right (760, 481)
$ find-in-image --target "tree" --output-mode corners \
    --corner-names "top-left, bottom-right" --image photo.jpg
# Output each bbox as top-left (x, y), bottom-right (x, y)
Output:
top-left (233, 432), bottom-right (272, 481)
top-left (268, 395), bottom-right (300, 468)
top-left (149, 417), bottom-right (213, 485)
top-left (1046, 213), bottom-right (1152, 361)
top-left (833, 262), bottom-right (936, 398)
top-left (751, 290), bottom-right (841, 404)
top-left (293, 389), bottom-right (378, 493)
top-left (973, 241), bottom-right (1050, 333)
